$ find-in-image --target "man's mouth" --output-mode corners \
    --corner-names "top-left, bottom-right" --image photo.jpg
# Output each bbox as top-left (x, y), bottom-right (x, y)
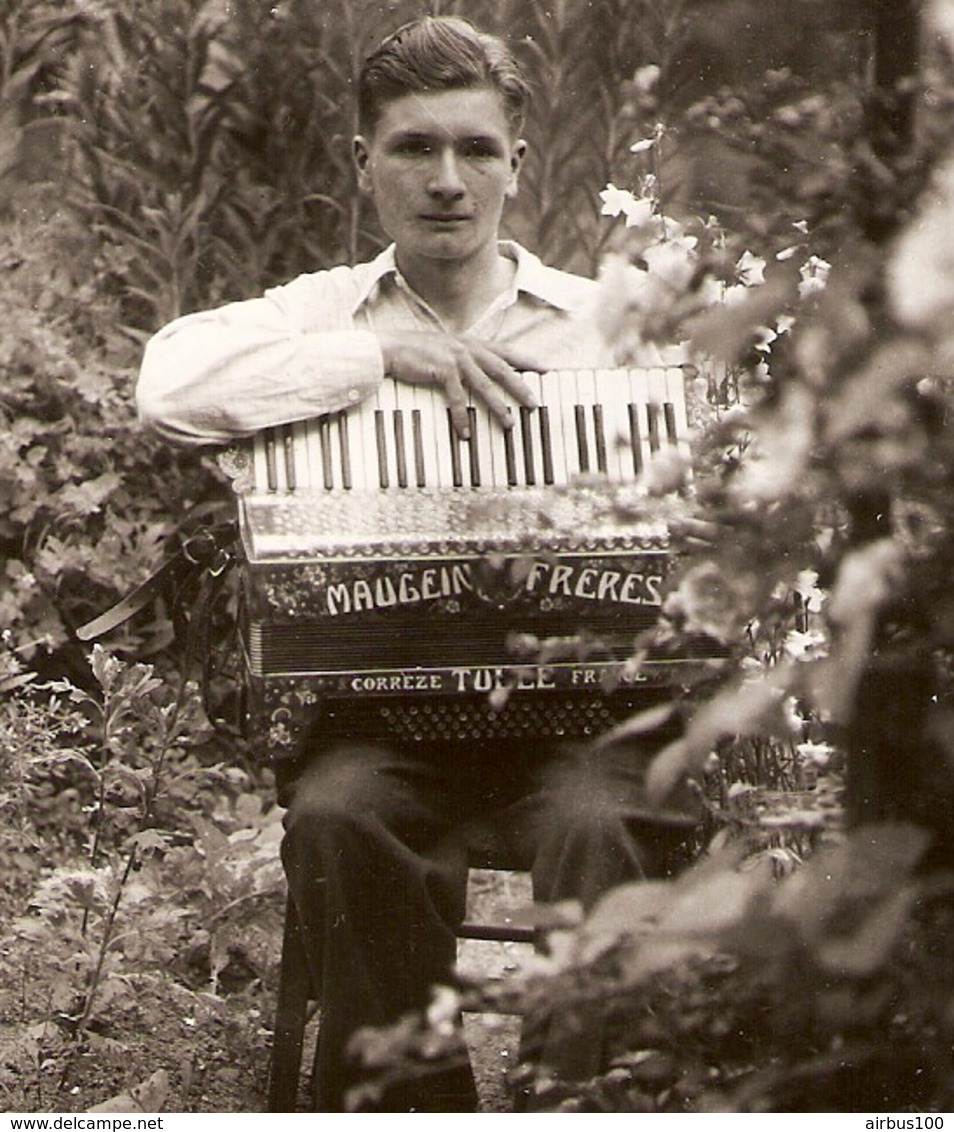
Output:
top-left (420, 214), bottom-right (471, 223)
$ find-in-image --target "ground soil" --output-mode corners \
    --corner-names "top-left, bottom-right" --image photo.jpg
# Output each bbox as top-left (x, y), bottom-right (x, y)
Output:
top-left (0, 869), bottom-right (530, 1114)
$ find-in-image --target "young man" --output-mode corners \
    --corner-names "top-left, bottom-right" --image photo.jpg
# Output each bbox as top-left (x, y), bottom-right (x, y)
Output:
top-left (138, 17), bottom-right (698, 1112)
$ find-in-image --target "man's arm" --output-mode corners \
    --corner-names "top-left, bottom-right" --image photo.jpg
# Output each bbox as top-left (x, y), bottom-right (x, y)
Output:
top-left (137, 288), bottom-right (541, 448)
top-left (136, 289), bottom-right (385, 447)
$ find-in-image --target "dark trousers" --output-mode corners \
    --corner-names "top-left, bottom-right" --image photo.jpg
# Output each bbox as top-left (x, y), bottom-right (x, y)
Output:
top-left (280, 731), bottom-right (697, 1111)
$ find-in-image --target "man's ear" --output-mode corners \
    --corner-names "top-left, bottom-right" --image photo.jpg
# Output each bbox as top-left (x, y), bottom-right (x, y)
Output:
top-left (353, 136), bottom-right (373, 195)
top-left (505, 139), bottom-right (527, 200)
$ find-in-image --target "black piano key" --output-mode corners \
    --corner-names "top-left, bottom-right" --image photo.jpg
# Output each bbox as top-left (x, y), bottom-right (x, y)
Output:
top-left (412, 409), bottom-right (426, 486)
top-left (264, 429), bottom-right (279, 491)
top-left (628, 403), bottom-right (644, 476)
top-left (447, 408), bottom-right (463, 487)
top-left (282, 424), bottom-right (296, 490)
top-left (319, 415), bottom-right (334, 489)
top-left (647, 401), bottom-right (661, 452)
top-left (466, 406), bottom-right (480, 486)
top-left (664, 401), bottom-right (678, 446)
top-left (592, 404), bottom-right (608, 473)
top-left (503, 425), bottom-right (518, 486)
top-left (539, 406), bottom-right (554, 485)
top-left (393, 409), bottom-right (408, 488)
top-left (374, 409), bottom-right (389, 488)
top-left (519, 405), bottom-right (536, 485)
top-left (338, 410), bottom-right (352, 490)
top-left (574, 404), bottom-right (589, 473)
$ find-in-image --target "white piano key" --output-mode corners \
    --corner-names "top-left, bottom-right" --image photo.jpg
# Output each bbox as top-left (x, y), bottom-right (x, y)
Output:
top-left (289, 420), bottom-right (308, 489)
top-left (434, 397), bottom-right (457, 488)
top-left (665, 365), bottom-right (692, 462)
top-left (303, 417), bottom-right (323, 489)
top-left (348, 385), bottom-right (379, 491)
top-left (409, 384), bottom-right (441, 487)
top-left (332, 411), bottom-right (352, 490)
top-left (594, 368), bottom-right (630, 481)
top-left (626, 367), bottom-right (654, 475)
top-left (470, 397), bottom-right (498, 487)
top-left (271, 425), bottom-right (290, 492)
top-left (376, 378), bottom-right (403, 488)
top-left (542, 370), bottom-right (570, 485)
top-left (390, 381), bottom-right (414, 488)
top-left (252, 432), bottom-right (271, 493)
top-left (523, 371), bottom-right (547, 485)
top-left (647, 366), bottom-right (670, 454)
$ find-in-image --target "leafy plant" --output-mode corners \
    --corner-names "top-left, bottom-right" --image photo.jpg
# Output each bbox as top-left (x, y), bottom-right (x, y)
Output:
top-left (1, 646), bottom-right (283, 1111)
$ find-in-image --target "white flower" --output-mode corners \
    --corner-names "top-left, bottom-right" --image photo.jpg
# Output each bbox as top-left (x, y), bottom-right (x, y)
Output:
top-left (798, 255), bottom-right (831, 299)
top-left (599, 183), bottom-right (637, 218)
top-left (598, 184), bottom-right (654, 227)
top-left (783, 628), bottom-right (827, 660)
top-left (796, 740), bottom-right (835, 767)
top-left (795, 568), bottom-right (826, 613)
top-left (633, 64), bottom-right (660, 92)
top-left (736, 250), bottom-right (766, 287)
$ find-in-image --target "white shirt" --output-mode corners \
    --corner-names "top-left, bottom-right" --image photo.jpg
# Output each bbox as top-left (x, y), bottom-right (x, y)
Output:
top-left (136, 242), bottom-right (614, 446)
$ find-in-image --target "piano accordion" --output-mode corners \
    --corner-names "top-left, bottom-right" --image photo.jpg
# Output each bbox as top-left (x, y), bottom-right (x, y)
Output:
top-left (220, 365), bottom-right (705, 759)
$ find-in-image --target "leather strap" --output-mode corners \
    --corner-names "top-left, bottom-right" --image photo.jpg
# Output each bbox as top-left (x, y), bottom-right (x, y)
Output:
top-left (76, 524), bottom-right (237, 642)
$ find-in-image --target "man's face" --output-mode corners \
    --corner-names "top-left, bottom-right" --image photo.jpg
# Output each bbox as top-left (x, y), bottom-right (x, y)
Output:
top-left (353, 86), bottom-right (525, 267)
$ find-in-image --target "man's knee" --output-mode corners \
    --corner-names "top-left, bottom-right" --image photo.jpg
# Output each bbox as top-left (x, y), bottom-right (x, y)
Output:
top-left (283, 744), bottom-right (401, 832)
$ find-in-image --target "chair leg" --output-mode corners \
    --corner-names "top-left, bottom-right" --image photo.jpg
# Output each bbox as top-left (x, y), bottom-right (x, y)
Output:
top-left (268, 894), bottom-right (313, 1112)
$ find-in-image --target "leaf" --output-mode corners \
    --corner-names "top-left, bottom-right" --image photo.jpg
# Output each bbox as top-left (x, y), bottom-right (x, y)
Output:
top-left (815, 888), bottom-right (917, 978)
top-left (90, 645), bottom-right (123, 693)
top-left (53, 472), bottom-right (122, 516)
top-left (592, 701), bottom-right (677, 751)
top-left (125, 829), bottom-right (172, 856)
top-left (0, 671), bottom-right (36, 694)
top-left (586, 880), bottom-right (672, 937)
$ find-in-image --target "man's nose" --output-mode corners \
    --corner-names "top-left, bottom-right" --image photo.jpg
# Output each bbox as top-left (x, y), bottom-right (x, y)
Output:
top-left (427, 149), bottom-right (465, 197)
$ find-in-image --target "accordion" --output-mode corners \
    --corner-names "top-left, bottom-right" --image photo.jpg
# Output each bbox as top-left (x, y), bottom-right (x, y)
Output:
top-left (220, 366), bottom-right (707, 760)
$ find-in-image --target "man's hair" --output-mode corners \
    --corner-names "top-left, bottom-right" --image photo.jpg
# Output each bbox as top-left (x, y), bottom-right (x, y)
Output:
top-left (358, 16), bottom-right (530, 135)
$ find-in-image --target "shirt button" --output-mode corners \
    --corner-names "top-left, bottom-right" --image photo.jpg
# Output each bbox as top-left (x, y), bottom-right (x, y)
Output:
top-left (346, 389), bottom-right (361, 403)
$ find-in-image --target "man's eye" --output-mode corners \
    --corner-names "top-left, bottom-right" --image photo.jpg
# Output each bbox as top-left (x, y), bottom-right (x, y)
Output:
top-left (461, 141), bottom-right (499, 159)
top-left (395, 139), bottom-right (432, 156)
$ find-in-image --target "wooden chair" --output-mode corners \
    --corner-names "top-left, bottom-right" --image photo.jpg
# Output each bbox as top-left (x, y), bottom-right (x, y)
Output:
top-left (267, 823), bottom-right (535, 1112)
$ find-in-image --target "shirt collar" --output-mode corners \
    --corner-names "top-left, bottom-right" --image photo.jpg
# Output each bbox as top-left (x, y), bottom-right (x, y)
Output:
top-left (349, 241), bottom-right (581, 316)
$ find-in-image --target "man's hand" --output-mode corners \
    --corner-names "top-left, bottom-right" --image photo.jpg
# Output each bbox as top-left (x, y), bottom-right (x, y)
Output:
top-left (377, 329), bottom-right (540, 438)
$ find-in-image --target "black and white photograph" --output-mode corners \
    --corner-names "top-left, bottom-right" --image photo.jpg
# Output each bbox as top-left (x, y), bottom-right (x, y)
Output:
top-left (1, 0), bottom-right (952, 1120)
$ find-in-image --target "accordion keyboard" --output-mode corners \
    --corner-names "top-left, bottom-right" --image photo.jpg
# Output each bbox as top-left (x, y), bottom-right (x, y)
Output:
top-left (251, 366), bottom-right (690, 494)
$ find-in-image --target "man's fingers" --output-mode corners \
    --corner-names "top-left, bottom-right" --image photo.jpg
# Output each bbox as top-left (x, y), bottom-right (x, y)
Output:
top-left (459, 353), bottom-right (515, 427)
top-left (441, 370), bottom-right (472, 438)
top-left (487, 343), bottom-right (549, 376)
top-left (471, 343), bottom-right (539, 408)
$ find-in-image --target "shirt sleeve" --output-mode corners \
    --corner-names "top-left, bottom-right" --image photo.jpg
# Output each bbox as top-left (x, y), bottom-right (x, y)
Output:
top-left (135, 275), bottom-right (384, 447)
